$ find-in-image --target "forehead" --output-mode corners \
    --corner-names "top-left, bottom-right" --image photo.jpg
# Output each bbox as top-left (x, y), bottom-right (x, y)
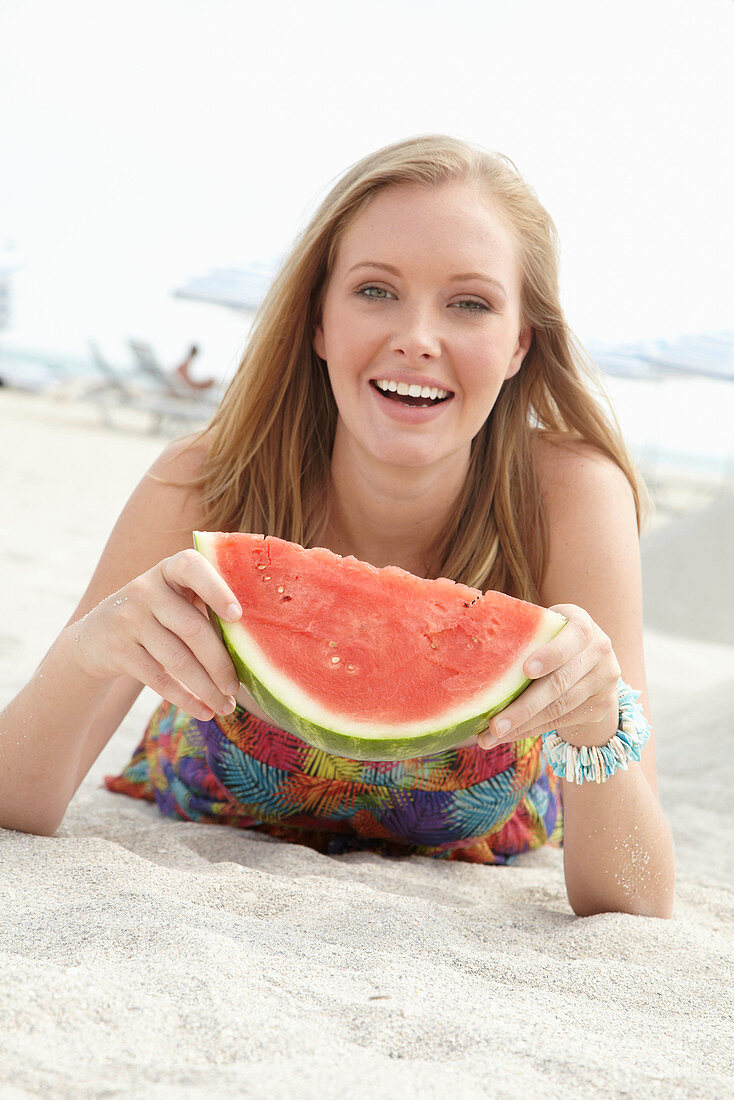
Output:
top-left (334, 180), bottom-right (521, 283)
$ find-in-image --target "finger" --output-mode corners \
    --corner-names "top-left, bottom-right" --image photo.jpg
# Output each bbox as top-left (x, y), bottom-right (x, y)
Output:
top-left (522, 605), bottom-right (595, 679)
top-left (137, 616), bottom-right (238, 713)
top-left (162, 549), bottom-right (242, 622)
top-left (152, 593), bottom-right (241, 697)
top-left (129, 644), bottom-right (220, 722)
top-left (488, 655), bottom-right (591, 740)
top-left (478, 688), bottom-right (619, 749)
top-left (486, 673), bottom-right (617, 743)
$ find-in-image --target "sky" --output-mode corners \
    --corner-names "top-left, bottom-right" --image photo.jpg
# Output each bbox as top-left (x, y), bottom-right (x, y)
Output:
top-left (0, 0), bottom-right (732, 377)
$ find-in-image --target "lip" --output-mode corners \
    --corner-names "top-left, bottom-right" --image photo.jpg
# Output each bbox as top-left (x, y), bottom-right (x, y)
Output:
top-left (368, 378), bottom-right (455, 423)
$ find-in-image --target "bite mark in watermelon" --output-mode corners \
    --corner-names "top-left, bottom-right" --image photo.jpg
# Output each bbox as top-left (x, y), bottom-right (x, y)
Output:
top-left (193, 532), bottom-right (566, 761)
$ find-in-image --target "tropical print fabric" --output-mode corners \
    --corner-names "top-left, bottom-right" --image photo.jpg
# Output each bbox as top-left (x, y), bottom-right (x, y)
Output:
top-left (105, 702), bottom-right (563, 863)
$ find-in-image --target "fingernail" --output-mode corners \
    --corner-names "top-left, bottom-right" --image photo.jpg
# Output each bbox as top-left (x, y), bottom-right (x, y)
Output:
top-left (225, 603), bottom-right (241, 620)
top-left (494, 718), bottom-right (511, 736)
top-left (478, 734), bottom-right (498, 750)
top-left (526, 660), bottom-right (542, 677)
top-left (228, 680), bottom-right (241, 696)
top-left (220, 697), bottom-right (236, 714)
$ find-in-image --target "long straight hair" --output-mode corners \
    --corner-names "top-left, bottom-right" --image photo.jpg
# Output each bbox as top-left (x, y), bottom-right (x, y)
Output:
top-left (195, 135), bottom-right (646, 601)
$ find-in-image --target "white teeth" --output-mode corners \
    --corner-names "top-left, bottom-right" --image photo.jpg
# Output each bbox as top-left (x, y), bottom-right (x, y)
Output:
top-left (375, 379), bottom-right (450, 401)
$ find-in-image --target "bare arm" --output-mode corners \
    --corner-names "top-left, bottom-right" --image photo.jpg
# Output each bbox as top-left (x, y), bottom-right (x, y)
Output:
top-left (480, 438), bottom-right (674, 917)
top-left (0, 436), bottom-right (241, 836)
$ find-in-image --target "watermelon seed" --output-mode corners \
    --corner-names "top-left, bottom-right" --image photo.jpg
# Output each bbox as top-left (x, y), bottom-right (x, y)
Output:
top-left (277, 586), bottom-right (285, 593)
top-left (281, 595), bottom-right (292, 602)
top-left (347, 664), bottom-right (356, 672)
top-left (263, 575), bottom-right (270, 580)
top-left (328, 641), bottom-right (337, 647)
top-left (331, 656), bottom-right (341, 664)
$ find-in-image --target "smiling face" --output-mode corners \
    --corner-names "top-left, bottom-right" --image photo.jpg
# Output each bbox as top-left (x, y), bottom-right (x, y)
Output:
top-left (314, 180), bottom-right (532, 479)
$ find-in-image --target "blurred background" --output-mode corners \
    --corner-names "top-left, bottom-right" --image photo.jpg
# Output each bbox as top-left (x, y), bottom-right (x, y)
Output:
top-left (1, 0), bottom-right (732, 513)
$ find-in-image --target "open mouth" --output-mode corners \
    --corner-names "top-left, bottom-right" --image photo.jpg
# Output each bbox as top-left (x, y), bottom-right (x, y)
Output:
top-left (370, 379), bottom-right (453, 408)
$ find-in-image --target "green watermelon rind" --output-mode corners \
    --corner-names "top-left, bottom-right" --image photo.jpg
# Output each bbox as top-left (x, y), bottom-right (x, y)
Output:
top-left (224, 628), bottom-right (542, 760)
top-left (194, 532), bottom-right (567, 762)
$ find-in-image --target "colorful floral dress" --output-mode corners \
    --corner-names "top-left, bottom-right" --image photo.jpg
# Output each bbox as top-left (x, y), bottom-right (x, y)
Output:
top-left (106, 702), bottom-right (563, 863)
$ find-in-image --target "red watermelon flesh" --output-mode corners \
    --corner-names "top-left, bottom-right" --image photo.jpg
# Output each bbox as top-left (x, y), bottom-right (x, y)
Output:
top-left (194, 532), bottom-right (566, 761)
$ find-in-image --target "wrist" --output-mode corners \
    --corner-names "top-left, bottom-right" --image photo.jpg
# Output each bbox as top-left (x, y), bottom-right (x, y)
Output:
top-left (542, 681), bottom-right (651, 786)
top-left (58, 621), bottom-right (117, 685)
top-left (558, 706), bottom-right (619, 749)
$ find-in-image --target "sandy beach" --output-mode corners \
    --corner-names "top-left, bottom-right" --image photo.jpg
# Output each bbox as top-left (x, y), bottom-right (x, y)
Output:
top-left (1, 389), bottom-right (732, 1099)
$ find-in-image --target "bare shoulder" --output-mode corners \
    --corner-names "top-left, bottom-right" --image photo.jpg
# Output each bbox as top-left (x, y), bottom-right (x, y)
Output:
top-left (67, 431), bottom-right (213, 622)
top-left (109, 431), bottom-right (210, 545)
top-left (531, 430), bottom-right (641, 611)
top-left (148, 431), bottom-right (210, 481)
top-left (533, 430), bottom-right (636, 517)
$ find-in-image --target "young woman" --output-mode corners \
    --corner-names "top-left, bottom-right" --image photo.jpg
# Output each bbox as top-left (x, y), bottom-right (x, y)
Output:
top-left (0, 136), bottom-right (674, 917)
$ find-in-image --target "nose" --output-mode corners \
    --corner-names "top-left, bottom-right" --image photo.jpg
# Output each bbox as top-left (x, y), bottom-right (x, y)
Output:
top-left (388, 304), bottom-right (442, 361)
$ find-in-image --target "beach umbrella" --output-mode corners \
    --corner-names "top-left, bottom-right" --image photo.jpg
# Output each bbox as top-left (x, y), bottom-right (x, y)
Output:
top-left (173, 261), bottom-right (279, 313)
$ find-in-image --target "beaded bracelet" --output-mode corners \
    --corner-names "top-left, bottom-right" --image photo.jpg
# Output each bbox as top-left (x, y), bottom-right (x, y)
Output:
top-left (541, 680), bottom-right (651, 785)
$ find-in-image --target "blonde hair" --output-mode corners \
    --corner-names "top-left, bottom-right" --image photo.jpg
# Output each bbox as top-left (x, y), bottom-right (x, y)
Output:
top-left (196, 135), bottom-right (646, 601)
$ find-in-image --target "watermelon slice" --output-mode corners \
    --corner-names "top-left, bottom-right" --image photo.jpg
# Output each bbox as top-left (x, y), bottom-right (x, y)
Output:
top-left (193, 532), bottom-right (566, 761)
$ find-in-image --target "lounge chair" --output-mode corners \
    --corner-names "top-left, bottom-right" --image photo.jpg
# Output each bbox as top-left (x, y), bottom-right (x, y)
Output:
top-left (129, 340), bottom-right (218, 406)
top-left (87, 342), bottom-right (212, 432)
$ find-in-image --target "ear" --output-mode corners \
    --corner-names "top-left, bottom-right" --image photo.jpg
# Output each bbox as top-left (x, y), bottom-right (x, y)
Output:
top-left (313, 323), bottom-right (326, 361)
top-left (504, 324), bottom-right (532, 380)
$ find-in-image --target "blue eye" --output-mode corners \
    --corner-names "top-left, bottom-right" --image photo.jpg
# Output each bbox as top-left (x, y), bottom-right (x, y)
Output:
top-left (454, 298), bottom-right (490, 312)
top-left (358, 285), bottom-right (395, 300)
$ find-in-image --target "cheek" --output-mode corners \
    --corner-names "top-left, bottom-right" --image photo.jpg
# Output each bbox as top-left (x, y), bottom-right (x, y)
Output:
top-left (454, 343), bottom-right (511, 428)
top-left (329, 316), bottom-right (383, 369)
top-left (464, 332), bottom-right (520, 384)
top-left (459, 341), bottom-right (506, 389)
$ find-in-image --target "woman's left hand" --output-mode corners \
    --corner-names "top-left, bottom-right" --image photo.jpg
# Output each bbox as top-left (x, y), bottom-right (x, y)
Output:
top-left (476, 603), bottom-right (621, 750)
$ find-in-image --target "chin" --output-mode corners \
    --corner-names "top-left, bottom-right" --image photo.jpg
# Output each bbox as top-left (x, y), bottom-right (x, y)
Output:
top-left (374, 443), bottom-right (451, 469)
top-left (380, 430), bottom-right (472, 470)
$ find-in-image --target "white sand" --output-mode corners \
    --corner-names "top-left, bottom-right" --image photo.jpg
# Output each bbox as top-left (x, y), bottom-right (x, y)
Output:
top-left (1, 391), bottom-right (732, 1099)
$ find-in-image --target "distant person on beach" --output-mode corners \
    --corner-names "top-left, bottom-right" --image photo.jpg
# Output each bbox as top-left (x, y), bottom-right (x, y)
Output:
top-left (0, 136), bottom-right (674, 917)
top-left (174, 344), bottom-right (214, 391)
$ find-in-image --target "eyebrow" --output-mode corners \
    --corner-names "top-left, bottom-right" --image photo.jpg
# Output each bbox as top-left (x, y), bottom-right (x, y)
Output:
top-left (450, 272), bottom-right (507, 297)
top-left (346, 262), bottom-right (507, 298)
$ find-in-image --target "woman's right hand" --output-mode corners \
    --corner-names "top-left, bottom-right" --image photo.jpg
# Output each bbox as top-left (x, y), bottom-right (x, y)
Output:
top-left (68, 548), bottom-right (242, 721)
